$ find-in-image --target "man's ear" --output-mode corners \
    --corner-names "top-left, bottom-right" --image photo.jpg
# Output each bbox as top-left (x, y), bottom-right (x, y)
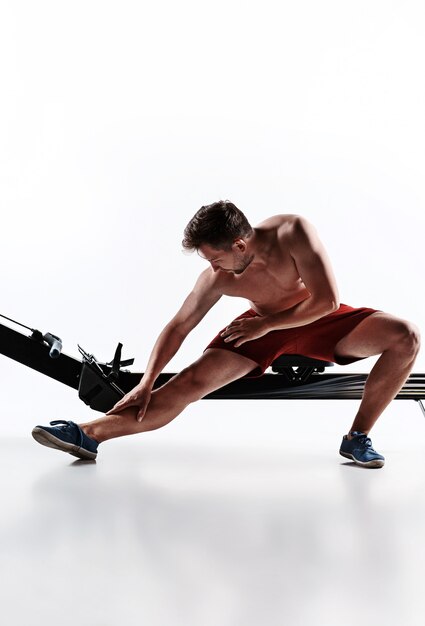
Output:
top-left (233, 238), bottom-right (246, 252)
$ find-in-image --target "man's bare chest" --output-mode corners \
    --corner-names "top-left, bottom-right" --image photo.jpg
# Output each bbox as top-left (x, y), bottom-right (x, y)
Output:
top-left (221, 256), bottom-right (307, 303)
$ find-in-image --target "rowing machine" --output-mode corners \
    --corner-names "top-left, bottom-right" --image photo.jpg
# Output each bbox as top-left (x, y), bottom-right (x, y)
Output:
top-left (1, 314), bottom-right (424, 417)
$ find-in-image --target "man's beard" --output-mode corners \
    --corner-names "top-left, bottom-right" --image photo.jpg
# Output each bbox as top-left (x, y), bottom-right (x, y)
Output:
top-left (233, 253), bottom-right (254, 275)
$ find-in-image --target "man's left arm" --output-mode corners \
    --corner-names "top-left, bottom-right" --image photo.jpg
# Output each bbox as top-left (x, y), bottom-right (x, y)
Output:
top-left (266, 216), bottom-right (340, 329)
top-left (221, 217), bottom-right (340, 347)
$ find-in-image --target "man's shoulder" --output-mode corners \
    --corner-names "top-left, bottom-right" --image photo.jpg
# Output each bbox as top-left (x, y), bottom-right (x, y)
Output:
top-left (257, 214), bottom-right (311, 242)
top-left (195, 267), bottom-right (228, 294)
top-left (256, 213), bottom-right (304, 230)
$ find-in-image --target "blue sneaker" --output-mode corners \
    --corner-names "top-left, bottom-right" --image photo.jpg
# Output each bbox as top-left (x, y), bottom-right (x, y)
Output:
top-left (339, 431), bottom-right (385, 468)
top-left (32, 420), bottom-right (99, 460)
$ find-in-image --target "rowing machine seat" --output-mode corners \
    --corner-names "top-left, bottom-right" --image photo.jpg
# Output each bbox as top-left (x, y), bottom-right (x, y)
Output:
top-left (271, 354), bottom-right (334, 383)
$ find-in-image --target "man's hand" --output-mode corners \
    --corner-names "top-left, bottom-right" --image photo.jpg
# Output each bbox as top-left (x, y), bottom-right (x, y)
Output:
top-left (220, 316), bottom-right (270, 347)
top-left (105, 385), bottom-right (152, 422)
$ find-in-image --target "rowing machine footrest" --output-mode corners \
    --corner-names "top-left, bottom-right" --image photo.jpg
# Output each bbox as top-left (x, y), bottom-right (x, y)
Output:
top-left (78, 361), bottom-right (125, 413)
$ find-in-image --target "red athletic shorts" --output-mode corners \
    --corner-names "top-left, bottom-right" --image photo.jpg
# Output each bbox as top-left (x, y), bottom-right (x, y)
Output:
top-left (205, 303), bottom-right (380, 377)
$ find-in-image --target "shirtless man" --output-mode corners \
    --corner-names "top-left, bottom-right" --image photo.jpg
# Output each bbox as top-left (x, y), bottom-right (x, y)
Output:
top-left (32, 200), bottom-right (421, 468)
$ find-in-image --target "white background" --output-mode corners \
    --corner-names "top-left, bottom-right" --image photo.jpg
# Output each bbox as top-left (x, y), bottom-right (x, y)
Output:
top-left (0, 0), bottom-right (424, 439)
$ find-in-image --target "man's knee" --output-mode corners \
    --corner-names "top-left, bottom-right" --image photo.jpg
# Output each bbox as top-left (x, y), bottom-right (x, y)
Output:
top-left (393, 320), bottom-right (421, 358)
top-left (172, 363), bottom-right (211, 402)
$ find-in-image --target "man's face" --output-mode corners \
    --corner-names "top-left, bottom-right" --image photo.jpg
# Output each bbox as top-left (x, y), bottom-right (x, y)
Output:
top-left (197, 241), bottom-right (253, 275)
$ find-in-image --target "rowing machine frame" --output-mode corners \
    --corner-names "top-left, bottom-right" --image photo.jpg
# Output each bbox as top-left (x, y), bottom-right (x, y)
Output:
top-left (1, 320), bottom-right (424, 417)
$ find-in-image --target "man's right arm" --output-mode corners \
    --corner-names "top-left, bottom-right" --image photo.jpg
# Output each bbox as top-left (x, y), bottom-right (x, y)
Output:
top-left (141, 269), bottom-right (222, 388)
top-left (105, 269), bottom-right (222, 417)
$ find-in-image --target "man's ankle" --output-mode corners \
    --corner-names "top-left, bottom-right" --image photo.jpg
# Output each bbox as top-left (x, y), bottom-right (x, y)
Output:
top-left (80, 423), bottom-right (101, 444)
top-left (347, 430), bottom-right (368, 441)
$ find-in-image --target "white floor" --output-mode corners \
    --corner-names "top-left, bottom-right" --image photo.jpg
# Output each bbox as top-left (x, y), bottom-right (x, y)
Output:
top-left (1, 401), bottom-right (425, 626)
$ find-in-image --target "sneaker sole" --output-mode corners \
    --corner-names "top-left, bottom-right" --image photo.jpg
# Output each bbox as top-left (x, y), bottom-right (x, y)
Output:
top-left (32, 427), bottom-right (97, 460)
top-left (339, 450), bottom-right (384, 468)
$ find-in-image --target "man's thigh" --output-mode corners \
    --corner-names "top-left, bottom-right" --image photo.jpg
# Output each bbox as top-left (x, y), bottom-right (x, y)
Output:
top-left (334, 311), bottom-right (417, 360)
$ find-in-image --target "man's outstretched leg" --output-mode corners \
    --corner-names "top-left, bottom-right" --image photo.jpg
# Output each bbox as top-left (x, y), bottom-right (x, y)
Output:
top-left (32, 349), bottom-right (258, 459)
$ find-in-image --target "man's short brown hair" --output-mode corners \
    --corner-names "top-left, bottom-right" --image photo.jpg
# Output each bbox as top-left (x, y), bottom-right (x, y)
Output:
top-left (182, 200), bottom-right (253, 252)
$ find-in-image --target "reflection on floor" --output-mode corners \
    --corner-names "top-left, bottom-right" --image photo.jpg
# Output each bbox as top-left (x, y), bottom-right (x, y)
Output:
top-left (1, 406), bottom-right (425, 626)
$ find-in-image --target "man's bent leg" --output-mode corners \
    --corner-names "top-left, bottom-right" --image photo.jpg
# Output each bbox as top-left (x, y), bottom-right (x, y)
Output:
top-left (79, 349), bottom-right (258, 443)
top-left (334, 312), bottom-right (421, 436)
